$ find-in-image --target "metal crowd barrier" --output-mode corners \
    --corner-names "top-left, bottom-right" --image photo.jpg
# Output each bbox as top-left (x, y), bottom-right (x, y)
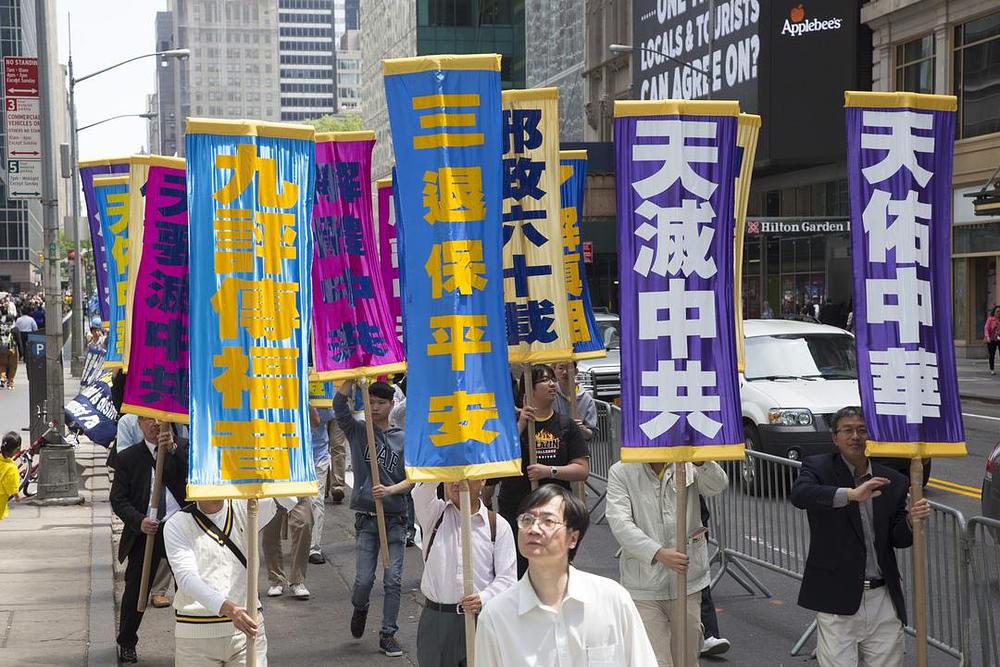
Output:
top-left (584, 400), bottom-right (620, 521)
top-left (967, 516), bottom-right (1000, 666)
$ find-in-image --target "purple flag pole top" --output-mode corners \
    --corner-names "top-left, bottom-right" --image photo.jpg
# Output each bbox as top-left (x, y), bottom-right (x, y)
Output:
top-left (845, 92), bottom-right (965, 457)
top-left (613, 101), bottom-right (744, 463)
top-left (311, 134), bottom-right (405, 380)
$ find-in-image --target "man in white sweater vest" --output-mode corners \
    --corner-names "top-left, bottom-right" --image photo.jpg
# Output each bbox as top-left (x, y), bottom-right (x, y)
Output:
top-left (165, 497), bottom-right (295, 666)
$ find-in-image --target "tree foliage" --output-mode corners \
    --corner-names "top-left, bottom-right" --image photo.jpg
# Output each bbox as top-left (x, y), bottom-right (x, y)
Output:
top-left (303, 114), bottom-right (364, 132)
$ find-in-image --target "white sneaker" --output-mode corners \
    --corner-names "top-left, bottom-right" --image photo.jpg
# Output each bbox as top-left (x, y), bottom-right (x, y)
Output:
top-left (701, 636), bottom-right (731, 656)
top-left (266, 585), bottom-right (283, 597)
top-left (290, 583), bottom-right (310, 600)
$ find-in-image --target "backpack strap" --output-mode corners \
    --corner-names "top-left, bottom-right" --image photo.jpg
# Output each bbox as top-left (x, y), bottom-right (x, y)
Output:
top-left (488, 510), bottom-right (497, 543)
top-left (186, 502), bottom-right (247, 568)
top-left (422, 508), bottom-right (448, 563)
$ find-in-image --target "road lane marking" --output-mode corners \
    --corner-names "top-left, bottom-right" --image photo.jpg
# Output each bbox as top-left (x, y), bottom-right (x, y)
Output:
top-left (961, 411), bottom-right (1000, 422)
top-left (927, 477), bottom-right (982, 499)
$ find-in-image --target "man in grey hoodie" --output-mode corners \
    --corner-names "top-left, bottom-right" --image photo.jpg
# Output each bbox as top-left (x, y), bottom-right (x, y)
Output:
top-left (334, 379), bottom-right (409, 658)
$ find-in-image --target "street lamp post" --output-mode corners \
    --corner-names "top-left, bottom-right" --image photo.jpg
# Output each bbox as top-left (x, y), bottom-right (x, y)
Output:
top-left (66, 34), bottom-right (188, 377)
top-left (609, 43), bottom-right (713, 100)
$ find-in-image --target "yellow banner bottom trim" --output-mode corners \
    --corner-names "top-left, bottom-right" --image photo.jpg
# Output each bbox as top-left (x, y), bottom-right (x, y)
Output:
top-left (571, 349), bottom-right (608, 361)
top-left (312, 362), bottom-right (407, 381)
top-left (620, 444), bottom-right (746, 463)
top-left (865, 441), bottom-right (968, 458)
top-left (186, 481), bottom-right (319, 501)
top-left (509, 348), bottom-right (577, 365)
top-left (119, 403), bottom-right (190, 424)
top-left (308, 399), bottom-right (334, 408)
top-left (406, 459), bottom-right (522, 483)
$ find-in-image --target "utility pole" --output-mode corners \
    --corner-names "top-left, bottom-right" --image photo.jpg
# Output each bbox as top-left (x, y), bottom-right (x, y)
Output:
top-left (68, 19), bottom-right (85, 377)
top-left (36, 0), bottom-right (65, 431)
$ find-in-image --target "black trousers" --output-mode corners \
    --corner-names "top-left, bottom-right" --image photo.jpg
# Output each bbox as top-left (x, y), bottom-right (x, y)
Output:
top-left (988, 341), bottom-right (999, 371)
top-left (116, 533), bottom-right (168, 650)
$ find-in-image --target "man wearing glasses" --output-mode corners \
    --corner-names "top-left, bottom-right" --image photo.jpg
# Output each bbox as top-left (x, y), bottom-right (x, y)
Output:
top-left (475, 485), bottom-right (657, 666)
top-left (791, 406), bottom-right (931, 666)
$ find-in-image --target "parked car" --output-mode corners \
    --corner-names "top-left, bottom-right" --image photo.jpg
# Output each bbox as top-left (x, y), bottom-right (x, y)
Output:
top-left (740, 319), bottom-right (929, 488)
top-left (983, 440), bottom-right (1000, 520)
top-left (575, 311), bottom-right (622, 400)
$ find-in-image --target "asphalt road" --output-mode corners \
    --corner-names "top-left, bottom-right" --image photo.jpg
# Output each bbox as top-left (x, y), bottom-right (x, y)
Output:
top-left (926, 398), bottom-right (998, 518)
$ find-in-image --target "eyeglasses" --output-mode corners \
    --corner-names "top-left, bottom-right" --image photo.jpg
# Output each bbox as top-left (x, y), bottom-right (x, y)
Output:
top-left (836, 428), bottom-right (868, 437)
top-left (516, 513), bottom-right (566, 532)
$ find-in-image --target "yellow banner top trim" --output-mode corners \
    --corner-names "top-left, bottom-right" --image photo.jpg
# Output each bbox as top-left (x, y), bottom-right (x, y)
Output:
top-left (502, 87), bottom-right (558, 102)
top-left (737, 113), bottom-right (762, 128)
top-left (376, 177), bottom-right (393, 189)
top-left (315, 130), bottom-right (376, 143)
top-left (92, 174), bottom-right (129, 186)
top-left (130, 155), bottom-right (185, 169)
top-left (844, 91), bottom-right (957, 112)
top-left (78, 156), bottom-right (133, 169)
top-left (560, 150), bottom-right (588, 160)
top-left (382, 53), bottom-right (502, 75)
top-left (185, 117), bottom-right (317, 141)
top-left (615, 100), bottom-right (741, 118)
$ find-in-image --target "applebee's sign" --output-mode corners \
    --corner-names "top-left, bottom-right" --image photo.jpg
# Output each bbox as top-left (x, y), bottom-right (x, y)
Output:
top-left (781, 4), bottom-right (843, 37)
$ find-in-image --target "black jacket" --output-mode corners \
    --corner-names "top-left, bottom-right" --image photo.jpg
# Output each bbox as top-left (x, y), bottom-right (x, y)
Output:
top-left (109, 441), bottom-right (188, 563)
top-left (791, 452), bottom-right (913, 623)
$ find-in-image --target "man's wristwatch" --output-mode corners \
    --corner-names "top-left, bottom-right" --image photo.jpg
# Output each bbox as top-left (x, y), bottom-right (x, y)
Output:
top-left (551, 467), bottom-right (558, 479)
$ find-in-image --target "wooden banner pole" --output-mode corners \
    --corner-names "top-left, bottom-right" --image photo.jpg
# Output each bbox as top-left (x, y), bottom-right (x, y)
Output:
top-left (566, 370), bottom-right (585, 502)
top-left (246, 498), bottom-right (259, 667)
top-left (910, 457), bottom-right (928, 667)
top-left (459, 480), bottom-right (477, 666)
top-left (673, 462), bottom-right (689, 667)
top-left (136, 436), bottom-right (167, 612)
top-left (360, 377), bottom-right (391, 569)
top-left (523, 365), bottom-right (539, 491)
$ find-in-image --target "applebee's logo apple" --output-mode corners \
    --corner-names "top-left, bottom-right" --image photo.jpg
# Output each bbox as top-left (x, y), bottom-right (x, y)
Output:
top-left (781, 4), bottom-right (843, 36)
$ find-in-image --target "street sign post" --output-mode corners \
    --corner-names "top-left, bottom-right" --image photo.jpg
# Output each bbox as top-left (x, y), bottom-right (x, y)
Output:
top-left (3, 56), bottom-right (42, 200)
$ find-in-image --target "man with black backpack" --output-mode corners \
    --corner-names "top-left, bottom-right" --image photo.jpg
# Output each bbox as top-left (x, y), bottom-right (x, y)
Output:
top-left (411, 478), bottom-right (516, 667)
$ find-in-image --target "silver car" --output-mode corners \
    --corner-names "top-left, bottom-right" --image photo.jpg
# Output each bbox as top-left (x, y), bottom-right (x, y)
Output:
top-left (574, 311), bottom-right (621, 400)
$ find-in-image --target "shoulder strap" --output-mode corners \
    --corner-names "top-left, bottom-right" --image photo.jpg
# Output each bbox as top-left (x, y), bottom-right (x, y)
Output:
top-left (189, 503), bottom-right (247, 568)
top-left (488, 510), bottom-right (497, 543)
top-left (422, 508), bottom-right (447, 562)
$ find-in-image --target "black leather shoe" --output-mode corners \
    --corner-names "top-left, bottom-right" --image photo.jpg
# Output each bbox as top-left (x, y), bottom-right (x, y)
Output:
top-left (117, 645), bottom-right (137, 663)
top-left (309, 551), bottom-right (326, 564)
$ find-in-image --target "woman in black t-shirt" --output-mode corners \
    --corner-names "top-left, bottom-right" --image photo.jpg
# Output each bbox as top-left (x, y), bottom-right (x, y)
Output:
top-left (487, 364), bottom-right (590, 576)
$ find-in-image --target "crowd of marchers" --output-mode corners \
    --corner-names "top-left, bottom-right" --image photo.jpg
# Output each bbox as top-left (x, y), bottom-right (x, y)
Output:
top-left (102, 357), bottom-right (929, 666)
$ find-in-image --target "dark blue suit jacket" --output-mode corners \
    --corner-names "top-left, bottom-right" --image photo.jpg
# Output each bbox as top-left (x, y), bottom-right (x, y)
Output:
top-left (791, 452), bottom-right (913, 623)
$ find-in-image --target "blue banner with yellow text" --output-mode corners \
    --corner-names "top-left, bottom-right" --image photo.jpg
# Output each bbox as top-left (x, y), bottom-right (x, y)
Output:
top-left (384, 54), bottom-right (520, 482)
top-left (186, 119), bottom-right (318, 499)
top-left (94, 174), bottom-right (131, 369)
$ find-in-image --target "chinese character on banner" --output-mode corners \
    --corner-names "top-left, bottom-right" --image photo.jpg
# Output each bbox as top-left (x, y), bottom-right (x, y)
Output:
top-left (376, 177), bottom-right (404, 344)
top-left (93, 174), bottom-right (131, 369)
top-left (383, 53), bottom-right (520, 482)
top-left (501, 88), bottom-right (572, 363)
top-left (122, 159), bottom-right (192, 422)
top-left (79, 157), bottom-right (130, 324)
top-left (311, 133), bottom-right (405, 381)
top-left (845, 91), bottom-right (965, 458)
top-left (186, 119), bottom-right (318, 499)
top-left (613, 100), bottom-right (744, 463)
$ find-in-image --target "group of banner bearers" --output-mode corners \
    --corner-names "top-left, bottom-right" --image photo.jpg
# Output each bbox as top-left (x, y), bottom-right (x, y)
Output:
top-left (82, 48), bottom-right (965, 666)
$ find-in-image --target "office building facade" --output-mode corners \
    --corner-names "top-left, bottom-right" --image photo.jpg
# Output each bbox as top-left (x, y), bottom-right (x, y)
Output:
top-left (279, 0), bottom-right (337, 122)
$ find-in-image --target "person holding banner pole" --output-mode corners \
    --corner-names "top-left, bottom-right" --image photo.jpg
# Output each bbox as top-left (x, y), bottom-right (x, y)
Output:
top-left (485, 364), bottom-right (589, 578)
top-left (606, 458), bottom-right (728, 666)
top-left (335, 378), bottom-right (408, 658)
top-left (791, 407), bottom-right (930, 667)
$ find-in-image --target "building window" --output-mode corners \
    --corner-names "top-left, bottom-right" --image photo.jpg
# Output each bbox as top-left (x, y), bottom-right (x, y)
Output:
top-left (894, 34), bottom-right (935, 94)
top-left (954, 10), bottom-right (1000, 139)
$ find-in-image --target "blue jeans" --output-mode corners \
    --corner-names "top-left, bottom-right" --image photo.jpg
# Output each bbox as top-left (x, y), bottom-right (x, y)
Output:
top-left (352, 513), bottom-right (405, 638)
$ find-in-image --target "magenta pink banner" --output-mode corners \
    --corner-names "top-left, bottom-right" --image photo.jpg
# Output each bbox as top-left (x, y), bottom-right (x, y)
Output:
top-left (312, 135), bottom-right (405, 380)
top-left (376, 177), bottom-right (403, 344)
top-left (122, 162), bottom-right (189, 422)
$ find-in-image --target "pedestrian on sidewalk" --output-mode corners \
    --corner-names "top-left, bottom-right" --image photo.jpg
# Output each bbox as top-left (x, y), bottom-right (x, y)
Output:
top-left (0, 321), bottom-right (17, 389)
top-left (262, 486), bottom-right (314, 599)
top-left (327, 416), bottom-right (348, 504)
top-left (335, 378), bottom-right (408, 658)
top-left (413, 478), bottom-right (516, 666)
top-left (109, 417), bottom-right (188, 664)
top-left (309, 405), bottom-right (335, 564)
top-left (13, 307), bottom-right (37, 361)
top-left (606, 458), bottom-right (729, 666)
top-left (165, 497), bottom-right (294, 666)
top-left (1, 432), bottom-right (21, 520)
top-left (475, 484), bottom-right (657, 666)
top-left (985, 306), bottom-right (1000, 375)
top-left (791, 406), bottom-right (931, 667)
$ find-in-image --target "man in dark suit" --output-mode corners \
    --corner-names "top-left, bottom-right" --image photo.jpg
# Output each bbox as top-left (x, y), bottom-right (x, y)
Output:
top-left (110, 416), bottom-right (187, 663)
top-left (791, 406), bottom-right (930, 667)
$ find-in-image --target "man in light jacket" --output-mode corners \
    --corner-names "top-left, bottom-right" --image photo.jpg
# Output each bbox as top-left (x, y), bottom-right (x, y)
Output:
top-left (606, 460), bottom-right (729, 667)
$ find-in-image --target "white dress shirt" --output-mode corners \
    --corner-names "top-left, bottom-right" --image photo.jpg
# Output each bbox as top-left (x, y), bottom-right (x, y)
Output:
top-left (475, 566), bottom-right (657, 667)
top-left (145, 440), bottom-right (180, 520)
top-left (412, 483), bottom-right (516, 607)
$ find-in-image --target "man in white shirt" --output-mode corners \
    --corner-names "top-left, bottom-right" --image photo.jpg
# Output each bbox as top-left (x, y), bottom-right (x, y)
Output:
top-left (475, 484), bottom-right (657, 667)
top-left (165, 496), bottom-right (294, 666)
top-left (412, 479), bottom-right (516, 666)
top-left (13, 307), bottom-right (37, 360)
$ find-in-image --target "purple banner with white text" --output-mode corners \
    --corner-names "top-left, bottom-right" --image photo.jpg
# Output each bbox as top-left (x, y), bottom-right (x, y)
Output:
top-left (376, 177), bottom-right (403, 344)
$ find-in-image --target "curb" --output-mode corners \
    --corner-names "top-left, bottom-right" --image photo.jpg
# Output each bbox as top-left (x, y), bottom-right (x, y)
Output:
top-left (960, 393), bottom-right (1000, 406)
